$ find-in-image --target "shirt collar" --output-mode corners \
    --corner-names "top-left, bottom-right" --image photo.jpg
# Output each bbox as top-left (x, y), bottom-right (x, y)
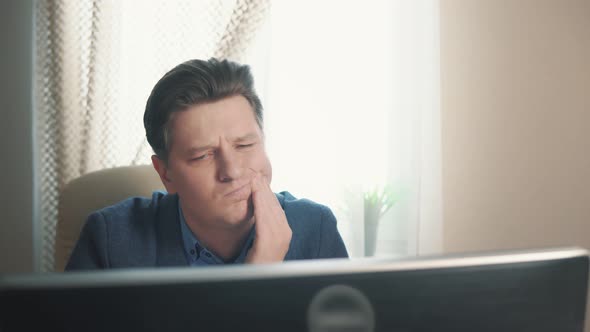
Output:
top-left (178, 200), bottom-right (255, 265)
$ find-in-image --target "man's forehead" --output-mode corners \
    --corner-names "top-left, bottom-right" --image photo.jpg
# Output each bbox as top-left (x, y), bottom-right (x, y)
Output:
top-left (170, 110), bottom-right (253, 132)
top-left (172, 116), bottom-right (261, 140)
top-left (166, 95), bottom-right (262, 150)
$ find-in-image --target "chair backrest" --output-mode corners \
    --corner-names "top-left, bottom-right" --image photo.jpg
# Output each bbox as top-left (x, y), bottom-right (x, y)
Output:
top-left (54, 165), bottom-right (165, 271)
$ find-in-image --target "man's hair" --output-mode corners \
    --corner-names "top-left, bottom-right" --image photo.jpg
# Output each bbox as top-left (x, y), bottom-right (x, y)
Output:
top-left (143, 58), bottom-right (263, 162)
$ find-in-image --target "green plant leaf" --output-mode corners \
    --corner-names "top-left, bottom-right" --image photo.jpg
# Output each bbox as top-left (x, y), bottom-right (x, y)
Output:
top-left (363, 184), bottom-right (401, 219)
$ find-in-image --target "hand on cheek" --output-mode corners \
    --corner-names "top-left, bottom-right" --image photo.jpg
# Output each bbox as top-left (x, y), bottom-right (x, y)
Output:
top-left (245, 171), bottom-right (292, 264)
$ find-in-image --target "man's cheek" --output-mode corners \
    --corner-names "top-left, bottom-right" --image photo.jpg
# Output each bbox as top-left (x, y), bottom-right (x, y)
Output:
top-left (261, 157), bottom-right (272, 184)
top-left (250, 151), bottom-right (272, 182)
top-left (265, 164), bottom-right (272, 184)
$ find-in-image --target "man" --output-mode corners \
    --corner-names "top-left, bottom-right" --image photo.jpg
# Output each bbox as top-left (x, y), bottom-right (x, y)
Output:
top-left (66, 58), bottom-right (348, 270)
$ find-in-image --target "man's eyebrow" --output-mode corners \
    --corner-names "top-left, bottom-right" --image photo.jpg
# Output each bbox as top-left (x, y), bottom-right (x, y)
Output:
top-left (184, 134), bottom-right (258, 155)
top-left (185, 144), bottom-right (215, 155)
top-left (233, 133), bottom-right (259, 142)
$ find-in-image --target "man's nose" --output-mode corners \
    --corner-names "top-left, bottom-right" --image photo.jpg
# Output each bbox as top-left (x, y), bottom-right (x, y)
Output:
top-left (216, 148), bottom-right (242, 182)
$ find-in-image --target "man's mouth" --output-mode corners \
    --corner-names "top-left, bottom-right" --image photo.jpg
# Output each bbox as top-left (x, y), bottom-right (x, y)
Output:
top-left (224, 183), bottom-right (251, 202)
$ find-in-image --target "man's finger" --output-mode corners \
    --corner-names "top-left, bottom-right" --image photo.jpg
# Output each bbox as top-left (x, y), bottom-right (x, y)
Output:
top-left (249, 171), bottom-right (274, 206)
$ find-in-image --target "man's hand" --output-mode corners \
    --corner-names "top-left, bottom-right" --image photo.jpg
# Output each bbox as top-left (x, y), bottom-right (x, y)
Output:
top-left (245, 172), bottom-right (292, 264)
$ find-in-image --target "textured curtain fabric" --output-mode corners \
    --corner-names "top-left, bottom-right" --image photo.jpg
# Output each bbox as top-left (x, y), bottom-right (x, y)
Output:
top-left (35, 0), bottom-right (270, 272)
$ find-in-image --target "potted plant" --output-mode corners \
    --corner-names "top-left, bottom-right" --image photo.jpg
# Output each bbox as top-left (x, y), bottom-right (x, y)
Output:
top-left (363, 185), bottom-right (399, 256)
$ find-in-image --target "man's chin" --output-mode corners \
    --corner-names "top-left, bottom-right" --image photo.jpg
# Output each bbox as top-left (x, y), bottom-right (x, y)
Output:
top-left (220, 200), bottom-right (254, 228)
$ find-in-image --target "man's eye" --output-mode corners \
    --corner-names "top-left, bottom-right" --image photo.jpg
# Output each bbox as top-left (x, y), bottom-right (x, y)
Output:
top-left (191, 153), bottom-right (210, 161)
top-left (237, 143), bottom-right (255, 149)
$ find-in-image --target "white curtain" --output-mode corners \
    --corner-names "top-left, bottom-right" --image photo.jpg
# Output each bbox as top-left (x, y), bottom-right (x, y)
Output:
top-left (254, 0), bottom-right (442, 258)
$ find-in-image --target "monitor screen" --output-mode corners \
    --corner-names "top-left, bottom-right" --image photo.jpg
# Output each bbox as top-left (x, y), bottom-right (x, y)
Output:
top-left (1, 247), bottom-right (588, 332)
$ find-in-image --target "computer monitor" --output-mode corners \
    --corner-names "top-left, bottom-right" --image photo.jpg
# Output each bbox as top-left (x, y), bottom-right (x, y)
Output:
top-left (1, 247), bottom-right (588, 332)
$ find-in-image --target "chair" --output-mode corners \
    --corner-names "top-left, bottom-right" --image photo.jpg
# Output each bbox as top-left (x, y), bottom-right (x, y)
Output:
top-left (54, 165), bottom-right (165, 271)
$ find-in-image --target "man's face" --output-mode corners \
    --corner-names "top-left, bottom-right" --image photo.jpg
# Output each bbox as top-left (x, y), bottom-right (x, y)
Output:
top-left (153, 95), bottom-right (272, 229)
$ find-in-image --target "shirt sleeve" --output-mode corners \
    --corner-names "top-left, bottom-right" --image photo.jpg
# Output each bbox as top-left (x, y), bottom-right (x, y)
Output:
top-left (316, 205), bottom-right (349, 259)
top-left (65, 211), bottom-right (110, 270)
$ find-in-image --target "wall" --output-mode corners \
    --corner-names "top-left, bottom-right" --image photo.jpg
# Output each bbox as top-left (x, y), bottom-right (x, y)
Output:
top-left (441, 1), bottom-right (590, 329)
top-left (0, 0), bottom-right (36, 273)
top-left (441, 0), bottom-right (590, 253)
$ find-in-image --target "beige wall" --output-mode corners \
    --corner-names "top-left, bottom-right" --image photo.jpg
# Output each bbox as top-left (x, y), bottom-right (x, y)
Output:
top-left (441, 3), bottom-right (590, 327)
top-left (441, 0), bottom-right (590, 253)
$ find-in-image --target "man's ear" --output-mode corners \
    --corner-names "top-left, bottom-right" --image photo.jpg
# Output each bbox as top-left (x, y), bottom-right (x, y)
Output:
top-left (151, 155), bottom-right (177, 193)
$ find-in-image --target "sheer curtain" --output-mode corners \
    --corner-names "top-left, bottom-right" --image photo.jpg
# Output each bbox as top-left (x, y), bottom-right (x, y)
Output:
top-left (36, 0), bottom-right (441, 270)
top-left (257, 0), bottom-right (442, 258)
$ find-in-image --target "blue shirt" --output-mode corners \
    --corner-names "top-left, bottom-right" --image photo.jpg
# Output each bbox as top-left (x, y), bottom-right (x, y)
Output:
top-left (178, 201), bottom-right (255, 266)
top-left (66, 191), bottom-right (349, 270)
